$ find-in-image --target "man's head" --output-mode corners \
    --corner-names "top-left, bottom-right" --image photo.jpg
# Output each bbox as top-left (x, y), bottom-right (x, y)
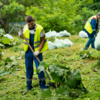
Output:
top-left (97, 12), bottom-right (100, 19)
top-left (25, 16), bottom-right (35, 28)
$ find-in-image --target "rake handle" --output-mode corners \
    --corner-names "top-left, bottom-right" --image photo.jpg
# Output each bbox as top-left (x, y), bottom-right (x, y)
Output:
top-left (22, 35), bottom-right (41, 63)
top-left (18, 29), bottom-right (40, 63)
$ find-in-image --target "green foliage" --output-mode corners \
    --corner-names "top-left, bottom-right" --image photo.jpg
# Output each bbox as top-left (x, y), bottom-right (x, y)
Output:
top-left (25, 0), bottom-right (98, 34)
top-left (41, 89), bottom-right (52, 98)
top-left (48, 65), bottom-right (65, 83)
top-left (80, 7), bottom-right (97, 21)
top-left (1, 57), bottom-right (20, 72)
top-left (0, 28), bottom-right (5, 36)
top-left (37, 61), bottom-right (87, 98)
top-left (26, 0), bottom-right (76, 33)
top-left (0, 56), bottom-right (19, 78)
top-left (1, 0), bottom-right (99, 34)
top-left (55, 86), bottom-right (69, 95)
top-left (0, 49), bottom-right (3, 60)
top-left (0, 71), bottom-right (10, 77)
top-left (88, 1), bottom-right (100, 11)
top-left (1, 1), bottom-right (25, 22)
top-left (0, 43), bottom-right (4, 48)
top-left (78, 49), bottom-right (93, 59)
top-left (0, 36), bottom-right (17, 47)
top-left (0, 37), bottom-right (11, 44)
top-left (1, 1), bottom-right (25, 32)
top-left (67, 69), bottom-right (81, 88)
top-left (78, 48), bottom-right (100, 59)
top-left (0, 70), bottom-right (18, 77)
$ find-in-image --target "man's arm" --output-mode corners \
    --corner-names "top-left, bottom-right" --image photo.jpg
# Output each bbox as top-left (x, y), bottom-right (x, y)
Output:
top-left (38, 35), bottom-right (45, 52)
top-left (91, 18), bottom-right (97, 34)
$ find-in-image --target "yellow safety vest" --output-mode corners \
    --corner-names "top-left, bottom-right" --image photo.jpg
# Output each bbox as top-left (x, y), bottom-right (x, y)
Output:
top-left (23, 24), bottom-right (48, 53)
top-left (84, 15), bottom-right (97, 34)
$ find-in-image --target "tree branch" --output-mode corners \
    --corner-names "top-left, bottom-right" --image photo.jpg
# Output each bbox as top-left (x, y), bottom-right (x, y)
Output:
top-left (0, 0), bottom-right (8, 8)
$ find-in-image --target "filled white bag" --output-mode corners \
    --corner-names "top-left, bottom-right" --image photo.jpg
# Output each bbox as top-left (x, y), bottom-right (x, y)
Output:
top-left (46, 30), bottom-right (71, 38)
top-left (59, 30), bottom-right (71, 37)
top-left (3, 34), bottom-right (14, 40)
top-left (95, 29), bottom-right (100, 50)
top-left (62, 39), bottom-right (73, 47)
top-left (79, 31), bottom-right (88, 38)
top-left (53, 38), bottom-right (63, 48)
top-left (53, 38), bottom-right (73, 48)
top-left (47, 41), bottom-right (57, 49)
top-left (46, 30), bottom-right (60, 38)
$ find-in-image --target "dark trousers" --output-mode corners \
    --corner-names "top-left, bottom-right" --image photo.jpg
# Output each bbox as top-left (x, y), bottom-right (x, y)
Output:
top-left (25, 53), bottom-right (45, 89)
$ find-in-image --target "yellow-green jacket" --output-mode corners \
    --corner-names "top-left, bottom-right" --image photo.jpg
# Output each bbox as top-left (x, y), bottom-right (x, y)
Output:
top-left (23, 24), bottom-right (48, 53)
top-left (84, 15), bottom-right (97, 34)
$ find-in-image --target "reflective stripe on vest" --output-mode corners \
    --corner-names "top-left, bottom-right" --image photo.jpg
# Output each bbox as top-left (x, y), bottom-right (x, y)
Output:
top-left (23, 24), bottom-right (48, 53)
top-left (84, 15), bottom-right (97, 34)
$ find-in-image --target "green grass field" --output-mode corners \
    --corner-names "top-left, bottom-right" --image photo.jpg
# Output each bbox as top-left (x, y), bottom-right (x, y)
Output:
top-left (0, 35), bottom-right (100, 100)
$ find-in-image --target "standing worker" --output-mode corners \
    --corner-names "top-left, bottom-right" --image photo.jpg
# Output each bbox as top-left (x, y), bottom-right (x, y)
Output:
top-left (18, 16), bottom-right (48, 93)
top-left (84, 13), bottom-right (100, 50)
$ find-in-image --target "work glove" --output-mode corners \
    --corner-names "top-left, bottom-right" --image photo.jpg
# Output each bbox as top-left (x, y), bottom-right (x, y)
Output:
top-left (18, 31), bottom-right (23, 36)
top-left (34, 51), bottom-right (40, 56)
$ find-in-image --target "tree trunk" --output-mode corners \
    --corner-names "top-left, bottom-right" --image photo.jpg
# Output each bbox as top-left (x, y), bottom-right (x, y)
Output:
top-left (0, 19), bottom-right (6, 30)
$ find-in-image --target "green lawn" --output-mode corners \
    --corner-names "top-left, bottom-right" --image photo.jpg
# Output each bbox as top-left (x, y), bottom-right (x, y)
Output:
top-left (0, 35), bottom-right (100, 100)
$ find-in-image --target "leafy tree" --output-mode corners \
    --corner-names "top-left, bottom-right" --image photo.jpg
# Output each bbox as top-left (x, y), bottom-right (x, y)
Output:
top-left (26, 0), bottom-right (77, 33)
top-left (25, 0), bottom-right (97, 34)
top-left (0, 1), bottom-right (25, 32)
top-left (0, 0), bottom-right (8, 30)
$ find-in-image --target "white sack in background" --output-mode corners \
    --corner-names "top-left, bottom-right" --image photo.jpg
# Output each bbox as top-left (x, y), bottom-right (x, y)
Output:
top-left (46, 30), bottom-right (71, 38)
top-left (79, 31), bottom-right (88, 38)
top-left (47, 38), bottom-right (73, 50)
top-left (59, 30), bottom-right (71, 37)
top-left (46, 30), bottom-right (59, 38)
top-left (47, 41), bottom-right (57, 50)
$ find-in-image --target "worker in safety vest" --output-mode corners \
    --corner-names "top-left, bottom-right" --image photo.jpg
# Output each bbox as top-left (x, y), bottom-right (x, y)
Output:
top-left (18, 16), bottom-right (48, 94)
top-left (84, 13), bottom-right (100, 50)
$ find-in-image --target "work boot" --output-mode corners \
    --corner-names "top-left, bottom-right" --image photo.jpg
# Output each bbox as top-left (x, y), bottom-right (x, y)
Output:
top-left (24, 87), bottom-right (33, 95)
top-left (39, 80), bottom-right (48, 89)
top-left (84, 47), bottom-right (88, 50)
top-left (24, 89), bottom-right (30, 95)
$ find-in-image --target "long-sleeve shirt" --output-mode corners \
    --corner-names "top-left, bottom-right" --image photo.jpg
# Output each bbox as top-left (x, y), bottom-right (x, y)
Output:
top-left (84, 17), bottom-right (99, 37)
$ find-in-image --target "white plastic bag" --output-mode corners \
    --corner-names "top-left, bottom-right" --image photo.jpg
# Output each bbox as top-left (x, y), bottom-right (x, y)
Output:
top-left (59, 30), bottom-right (71, 37)
top-left (79, 31), bottom-right (88, 38)
top-left (47, 38), bottom-right (73, 50)
top-left (53, 38), bottom-right (63, 48)
top-left (95, 29), bottom-right (100, 50)
top-left (46, 30), bottom-right (71, 38)
top-left (62, 39), bottom-right (73, 47)
top-left (53, 38), bottom-right (73, 48)
top-left (46, 30), bottom-right (60, 38)
top-left (3, 34), bottom-right (14, 40)
top-left (47, 41), bottom-right (57, 49)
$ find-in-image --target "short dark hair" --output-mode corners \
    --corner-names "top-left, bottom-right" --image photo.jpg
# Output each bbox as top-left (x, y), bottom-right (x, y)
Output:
top-left (25, 16), bottom-right (35, 22)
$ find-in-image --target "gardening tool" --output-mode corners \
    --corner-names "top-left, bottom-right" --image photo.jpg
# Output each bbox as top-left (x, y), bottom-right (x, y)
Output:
top-left (18, 29), bottom-right (56, 87)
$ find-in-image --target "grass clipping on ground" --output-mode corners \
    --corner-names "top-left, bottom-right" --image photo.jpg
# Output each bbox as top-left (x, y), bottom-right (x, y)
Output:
top-left (0, 35), bottom-right (100, 99)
